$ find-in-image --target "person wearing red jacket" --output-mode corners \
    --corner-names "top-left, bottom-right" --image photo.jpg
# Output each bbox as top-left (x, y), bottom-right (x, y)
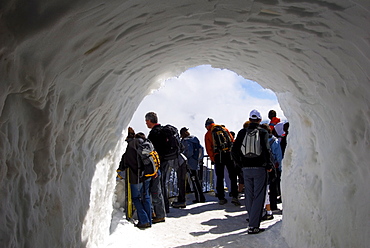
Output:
top-left (204, 118), bottom-right (240, 206)
top-left (268, 110), bottom-right (281, 136)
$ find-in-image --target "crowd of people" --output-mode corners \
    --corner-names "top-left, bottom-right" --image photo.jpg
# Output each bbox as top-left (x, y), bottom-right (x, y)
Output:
top-left (118, 110), bottom-right (289, 234)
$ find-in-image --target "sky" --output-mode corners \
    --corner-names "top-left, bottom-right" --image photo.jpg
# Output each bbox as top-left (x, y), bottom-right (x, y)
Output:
top-left (129, 65), bottom-right (285, 146)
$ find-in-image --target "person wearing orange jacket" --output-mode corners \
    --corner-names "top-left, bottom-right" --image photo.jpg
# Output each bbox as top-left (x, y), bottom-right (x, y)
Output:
top-left (204, 118), bottom-right (240, 206)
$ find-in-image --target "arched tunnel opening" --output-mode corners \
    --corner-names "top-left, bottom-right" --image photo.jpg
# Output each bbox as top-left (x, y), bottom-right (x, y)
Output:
top-left (109, 65), bottom-right (287, 246)
top-left (1, 1), bottom-right (369, 248)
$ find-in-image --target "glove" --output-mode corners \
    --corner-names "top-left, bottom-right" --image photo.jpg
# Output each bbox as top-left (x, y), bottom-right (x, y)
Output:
top-left (265, 162), bottom-right (273, 171)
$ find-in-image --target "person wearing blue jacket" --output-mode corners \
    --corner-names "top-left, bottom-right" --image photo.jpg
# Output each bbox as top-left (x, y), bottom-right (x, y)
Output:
top-left (267, 125), bottom-right (283, 211)
top-left (260, 124), bottom-right (283, 219)
top-left (180, 127), bottom-right (206, 203)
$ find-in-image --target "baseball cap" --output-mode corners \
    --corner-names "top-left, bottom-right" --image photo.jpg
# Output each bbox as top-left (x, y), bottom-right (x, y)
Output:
top-left (249, 109), bottom-right (262, 120)
top-left (180, 127), bottom-right (189, 135)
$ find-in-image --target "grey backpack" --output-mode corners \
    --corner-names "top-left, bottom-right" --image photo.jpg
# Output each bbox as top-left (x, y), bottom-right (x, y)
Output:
top-left (241, 128), bottom-right (262, 158)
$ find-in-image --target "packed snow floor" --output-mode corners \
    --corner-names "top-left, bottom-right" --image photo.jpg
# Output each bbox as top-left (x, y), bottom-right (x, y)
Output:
top-left (105, 192), bottom-right (288, 248)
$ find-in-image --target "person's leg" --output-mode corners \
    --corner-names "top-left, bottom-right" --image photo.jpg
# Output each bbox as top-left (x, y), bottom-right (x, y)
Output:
top-left (131, 183), bottom-right (150, 225)
top-left (248, 168), bottom-right (267, 228)
top-left (176, 160), bottom-right (187, 203)
top-left (189, 169), bottom-right (200, 202)
top-left (242, 167), bottom-right (253, 213)
top-left (198, 163), bottom-right (204, 187)
top-left (269, 177), bottom-right (278, 210)
top-left (276, 169), bottom-right (282, 201)
top-left (190, 169), bottom-right (206, 202)
top-left (214, 155), bottom-right (225, 200)
top-left (150, 173), bottom-right (166, 219)
top-left (264, 186), bottom-right (269, 209)
top-left (213, 167), bottom-right (218, 195)
top-left (142, 178), bottom-right (152, 225)
top-left (224, 166), bottom-right (231, 194)
top-left (262, 185), bottom-right (273, 220)
top-left (160, 160), bottom-right (171, 213)
top-left (224, 153), bottom-right (239, 198)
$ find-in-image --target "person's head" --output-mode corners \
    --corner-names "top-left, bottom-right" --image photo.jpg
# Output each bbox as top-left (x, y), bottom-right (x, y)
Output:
top-left (135, 132), bottom-right (146, 140)
top-left (268, 110), bottom-right (276, 120)
top-left (249, 109), bottom-right (262, 123)
top-left (145, 112), bottom-right (158, 129)
top-left (205, 118), bottom-right (214, 129)
top-left (180, 127), bottom-right (190, 138)
top-left (230, 131), bottom-right (235, 138)
top-left (125, 127), bottom-right (136, 140)
top-left (260, 123), bottom-right (272, 134)
top-left (243, 121), bottom-right (251, 129)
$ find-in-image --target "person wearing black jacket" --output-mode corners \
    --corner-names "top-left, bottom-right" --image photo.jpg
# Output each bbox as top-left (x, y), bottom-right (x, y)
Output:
top-left (145, 112), bottom-right (187, 212)
top-left (121, 132), bottom-right (152, 228)
top-left (231, 109), bottom-right (272, 235)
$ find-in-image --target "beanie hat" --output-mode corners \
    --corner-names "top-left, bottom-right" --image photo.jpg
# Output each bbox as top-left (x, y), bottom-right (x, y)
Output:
top-left (205, 118), bottom-right (214, 127)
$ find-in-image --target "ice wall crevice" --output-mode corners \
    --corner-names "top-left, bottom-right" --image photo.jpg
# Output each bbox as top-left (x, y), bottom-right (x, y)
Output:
top-left (1, 1), bottom-right (369, 247)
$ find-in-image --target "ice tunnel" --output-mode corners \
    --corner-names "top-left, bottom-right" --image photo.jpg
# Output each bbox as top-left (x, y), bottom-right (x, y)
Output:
top-left (1, 1), bottom-right (369, 247)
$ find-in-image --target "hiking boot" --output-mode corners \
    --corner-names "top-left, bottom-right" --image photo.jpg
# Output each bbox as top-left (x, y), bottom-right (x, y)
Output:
top-left (152, 217), bottom-right (165, 224)
top-left (231, 197), bottom-right (241, 206)
top-left (218, 198), bottom-right (227, 205)
top-left (261, 214), bottom-right (274, 221)
top-left (172, 202), bottom-right (186, 208)
top-left (135, 222), bottom-right (151, 229)
top-left (248, 227), bottom-right (264, 234)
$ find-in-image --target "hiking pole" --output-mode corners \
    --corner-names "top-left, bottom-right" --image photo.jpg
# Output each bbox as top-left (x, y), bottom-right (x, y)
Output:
top-left (126, 168), bottom-right (133, 220)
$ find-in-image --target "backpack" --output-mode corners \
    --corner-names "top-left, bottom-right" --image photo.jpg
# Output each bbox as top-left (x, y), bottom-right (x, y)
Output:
top-left (161, 124), bottom-right (182, 159)
top-left (241, 127), bottom-right (262, 158)
top-left (211, 125), bottom-right (233, 153)
top-left (188, 137), bottom-right (204, 161)
top-left (137, 138), bottom-right (160, 177)
top-left (267, 137), bottom-right (278, 183)
top-left (193, 141), bottom-right (204, 161)
top-left (269, 136), bottom-right (282, 169)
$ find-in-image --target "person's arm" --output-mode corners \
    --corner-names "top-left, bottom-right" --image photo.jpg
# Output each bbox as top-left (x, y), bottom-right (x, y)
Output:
top-left (204, 132), bottom-right (215, 162)
top-left (182, 139), bottom-right (192, 158)
top-left (231, 129), bottom-right (244, 166)
top-left (272, 139), bottom-right (283, 169)
top-left (261, 130), bottom-right (272, 171)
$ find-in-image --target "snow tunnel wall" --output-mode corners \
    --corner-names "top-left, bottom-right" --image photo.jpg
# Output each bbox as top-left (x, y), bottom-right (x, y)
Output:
top-left (0, 0), bottom-right (369, 247)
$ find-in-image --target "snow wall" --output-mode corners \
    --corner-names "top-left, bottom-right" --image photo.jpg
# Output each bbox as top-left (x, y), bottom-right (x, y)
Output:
top-left (1, 0), bottom-right (369, 247)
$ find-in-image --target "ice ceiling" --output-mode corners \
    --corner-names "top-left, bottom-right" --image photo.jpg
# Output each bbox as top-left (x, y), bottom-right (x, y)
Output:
top-left (1, 0), bottom-right (369, 247)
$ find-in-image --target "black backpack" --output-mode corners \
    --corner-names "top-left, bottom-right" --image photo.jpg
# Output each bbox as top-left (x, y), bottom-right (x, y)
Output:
top-left (161, 124), bottom-right (182, 159)
top-left (211, 125), bottom-right (233, 153)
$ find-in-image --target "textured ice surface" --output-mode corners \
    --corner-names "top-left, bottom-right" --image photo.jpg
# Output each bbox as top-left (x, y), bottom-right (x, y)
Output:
top-left (0, 1), bottom-right (369, 247)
